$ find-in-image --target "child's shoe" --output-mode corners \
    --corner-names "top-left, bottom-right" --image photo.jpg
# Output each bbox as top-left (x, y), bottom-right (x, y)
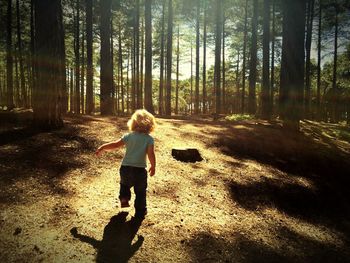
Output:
top-left (120, 198), bottom-right (130, 208)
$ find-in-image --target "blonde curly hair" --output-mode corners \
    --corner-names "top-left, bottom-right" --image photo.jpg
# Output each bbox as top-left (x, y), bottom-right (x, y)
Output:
top-left (127, 109), bottom-right (156, 134)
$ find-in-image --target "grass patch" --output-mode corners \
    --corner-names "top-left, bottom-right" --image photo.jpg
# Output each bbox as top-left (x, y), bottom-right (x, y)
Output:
top-left (225, 114), bottom-right (255, 122)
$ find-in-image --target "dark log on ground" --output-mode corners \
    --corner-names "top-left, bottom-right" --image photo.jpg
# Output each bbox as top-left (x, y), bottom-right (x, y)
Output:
top-left (172, 148), bottom-right (203, 163)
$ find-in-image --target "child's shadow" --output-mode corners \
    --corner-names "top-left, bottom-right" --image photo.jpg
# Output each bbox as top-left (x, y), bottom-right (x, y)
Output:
top-left (70, 212), bottom-right (144, 263)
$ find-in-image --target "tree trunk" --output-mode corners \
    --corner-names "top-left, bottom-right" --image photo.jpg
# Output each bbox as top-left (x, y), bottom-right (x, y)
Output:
top-left (214, 0), bottom-right (222, 116)
top-left (332, 6), bottom-right (338, 91)
top-left (305, 0), bottom-right (315, 118)
top-left (190, 40), bottom-right (193, 114)
top-left (202, 3), bottom-right (207, 114)
top-left (33, 0), bottom-right (65, 129)
top-left (85, 0), bottom-right (93, 114)
top-left (222, 17), bottom-right (226, 114)
top-left (261, 0), bottom-right (271, 119)
top-left (16, 0), bottom-right (27, 108)
top-left (111, 17), bottom-right (116, 114)
top-left (30, 0), bottom-right (35, 109)
top-left (241, 0), bottom-right (248, 114)
top-left (75, 0), bottom-right (80, 114)
top-left (6, 0), bottom-right (14, 110)
top-left (195, 0), bottom-right (200, 115)
top-left (81, 19), bottom-right (85, 114)
top-left (248, 0), bottom-right (258, 115)
top-left (70, 68), bottom-right (74, 112)
top-left (159, 0), bottom-right (165, 115)
top-left (118, 24), bottom-right (124, 114)
top-left (270, 0), bottom-right (275, 114)
top-left (100, 0), bottom-right (113, 115)
top-left (280, 0), bottom-right (306, 131)
top-left (127, 50), bottom-right (130, 113)
top-left (175, 25), bottom-right (180, 115)
top-left (135, 0), bottom-right (141, 109)
top-left (140, 18), bottom-right (144, 108)
top-left (316, 0), bottom-right (322, 119)
top-left (144, 0), bottom-right (154, 113)
top-left (165, 0), bottom-right (173, 116)
top-left (235, 50), bottom-right (240, 113)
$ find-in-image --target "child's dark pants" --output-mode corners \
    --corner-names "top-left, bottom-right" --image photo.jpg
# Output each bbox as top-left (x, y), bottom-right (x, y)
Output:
top-left (119, 165), bottom-right (148, 215)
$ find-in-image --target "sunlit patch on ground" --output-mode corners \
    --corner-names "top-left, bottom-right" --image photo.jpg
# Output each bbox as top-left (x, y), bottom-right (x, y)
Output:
top-left (1, 115), bottom-right (350, 262)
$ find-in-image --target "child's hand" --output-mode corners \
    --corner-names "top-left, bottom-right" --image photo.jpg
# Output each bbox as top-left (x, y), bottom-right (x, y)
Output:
top-left (148, 166), bottom-right (155, 177)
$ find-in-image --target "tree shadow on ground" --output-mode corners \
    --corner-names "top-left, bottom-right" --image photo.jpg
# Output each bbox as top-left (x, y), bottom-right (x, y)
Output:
top-left (187, 230), bottom-right (349, 263)
top-left (0, 117), bottom-right (100, 204)
top-left (70, 212), bottom-right (144, 263)
top-left (204, 121), bottom-right (350, 236)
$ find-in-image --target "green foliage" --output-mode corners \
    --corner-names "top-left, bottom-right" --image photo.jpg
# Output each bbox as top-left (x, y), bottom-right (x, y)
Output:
top-left (225, 113), bottom-right (254, 121)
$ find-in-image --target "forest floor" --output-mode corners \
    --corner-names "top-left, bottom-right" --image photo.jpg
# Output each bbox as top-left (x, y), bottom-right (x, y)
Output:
top-left (1, 114), bottom-right (350, 263)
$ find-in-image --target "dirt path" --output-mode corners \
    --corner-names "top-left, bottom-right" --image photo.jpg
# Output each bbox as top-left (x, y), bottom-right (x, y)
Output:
top-left (1, 115), bottom-right (350, 262)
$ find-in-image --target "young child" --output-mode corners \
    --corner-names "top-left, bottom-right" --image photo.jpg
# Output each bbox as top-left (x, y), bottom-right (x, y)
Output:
top-left (96, 109), bottom-right (156, 219)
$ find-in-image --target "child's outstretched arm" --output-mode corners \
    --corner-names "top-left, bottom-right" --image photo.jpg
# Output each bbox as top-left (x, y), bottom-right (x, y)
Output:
top-left (96, 139), bottom-right (125, 157)
top-left (147, 145), bottom-right (156, 176)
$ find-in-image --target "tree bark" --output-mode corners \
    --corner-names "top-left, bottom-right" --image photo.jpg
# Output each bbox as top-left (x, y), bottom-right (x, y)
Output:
top-left (159, 0), bottom-right (165, 115)
top-left (85, 0), bottom-right (94, 114)
top-left (144, 0), bottom-right (154, 113)
top-left (195, 0), bottom-right (200, 114)
top-left (100, 0), bottom-right (113, 115)
top-left (33, 0), bottom-right (65, 129)
top-left (202, 3), bottom-right (207, 114)
top-left (16, 0), bottom-right (26, 108)
top-left (165, 0), bottom-right (173, 116)
top-left (81, 19), bottom-right (85, 114)
top-left (248, 0), bottom-right (258, 115)
top-left (75, 0), bottom-right (80, 114)
top-left (305, 0), bottom-right (315, 118)
top-left (222, 17), bottom-right (226, 114)
top-left (261, 0), bottom-right (271, 119)
top-left (6, 0), bottom-right (14, 110)
top-left (270, 0), bottom-right (275, 114)
top-left (175, 25), bottom-right (180, 115)
top-left (118, 23), bottom-right (124, 114)
top-left (316, 0), bottom-right (322, 118)
top-left (214, 0), bottom-right (222, 116)
top-left (280, 0), bottom-right (306, 131)
top-left (241, 0), bottom-right (248, 114)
